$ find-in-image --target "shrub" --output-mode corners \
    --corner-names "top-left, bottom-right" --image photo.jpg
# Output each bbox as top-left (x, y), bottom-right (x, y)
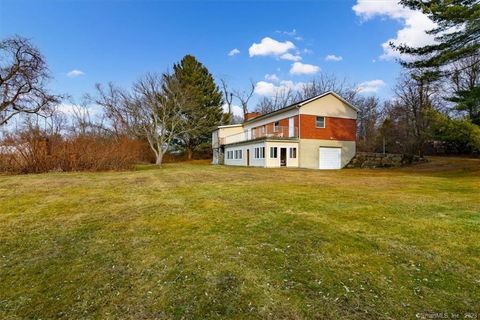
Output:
top-left (0, 130), bottom-right (149, 173)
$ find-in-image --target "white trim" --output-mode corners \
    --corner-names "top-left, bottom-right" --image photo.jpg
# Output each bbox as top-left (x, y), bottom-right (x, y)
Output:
top-left (217, 124), bottom-right (243, 129)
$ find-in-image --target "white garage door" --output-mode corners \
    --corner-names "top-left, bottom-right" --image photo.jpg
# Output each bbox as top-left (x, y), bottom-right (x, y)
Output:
top-left (319, 147), bottom-right (342, 169)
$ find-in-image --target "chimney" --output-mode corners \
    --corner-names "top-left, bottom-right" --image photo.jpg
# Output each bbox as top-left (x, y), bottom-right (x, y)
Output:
top-left (244, 112), bottom-right (261, 122)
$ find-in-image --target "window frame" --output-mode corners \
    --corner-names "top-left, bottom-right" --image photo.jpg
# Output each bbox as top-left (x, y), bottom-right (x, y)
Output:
top-left (316, 116), bottom-right (326, 128)
top-left (273, 121), bottom-right (280, 132)
top-left (289, 147), bottom-right (297, 159)
top-left (270, 147), bottom-right (278, 158)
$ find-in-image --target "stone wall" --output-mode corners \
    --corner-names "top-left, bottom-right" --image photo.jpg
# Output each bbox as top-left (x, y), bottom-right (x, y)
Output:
top-left (346, 152), bottom-right (426, 168)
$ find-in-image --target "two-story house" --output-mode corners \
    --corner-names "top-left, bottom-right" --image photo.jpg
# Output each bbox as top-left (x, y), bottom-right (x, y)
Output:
top-left (212, 91), bottom-right (357, 169)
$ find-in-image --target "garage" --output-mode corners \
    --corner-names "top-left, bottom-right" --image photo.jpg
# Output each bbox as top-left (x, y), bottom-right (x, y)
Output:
top-left (319, 147), bottom-right (342, 169)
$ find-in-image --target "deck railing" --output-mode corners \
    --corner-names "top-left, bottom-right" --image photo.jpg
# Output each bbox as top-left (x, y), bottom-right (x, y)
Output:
top-left (219, 126), bottom-right (298, 145)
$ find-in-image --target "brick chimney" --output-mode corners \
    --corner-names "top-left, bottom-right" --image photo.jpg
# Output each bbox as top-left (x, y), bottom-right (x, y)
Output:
top-left (244, 112), bottom-right (261, 122)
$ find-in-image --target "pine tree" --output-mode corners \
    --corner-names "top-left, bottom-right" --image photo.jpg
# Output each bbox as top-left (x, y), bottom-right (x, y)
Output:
top-left (172, 55), bottom-right (226, 159)
top-left (396, 0), bottom-right (480, 72)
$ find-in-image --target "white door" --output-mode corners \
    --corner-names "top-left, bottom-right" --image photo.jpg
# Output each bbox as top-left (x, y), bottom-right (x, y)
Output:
top-left (288, 117), bottom-right (294, 137)
top-left (319, 147), bottom-right (342, 169)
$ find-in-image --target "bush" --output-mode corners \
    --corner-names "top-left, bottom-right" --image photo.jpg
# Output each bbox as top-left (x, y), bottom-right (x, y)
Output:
top-left (429, 112), bottom-right (480, 154)
top-left (0, 130), bottom-right (150, 173)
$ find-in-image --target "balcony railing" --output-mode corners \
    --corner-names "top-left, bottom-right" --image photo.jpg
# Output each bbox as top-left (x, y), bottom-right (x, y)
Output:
top-left (219, 126), bottom-right (298, 145)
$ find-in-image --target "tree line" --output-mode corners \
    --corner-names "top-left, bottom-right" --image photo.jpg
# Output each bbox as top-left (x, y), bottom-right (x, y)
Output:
top-left (0, 0), bottom-right (479, 172)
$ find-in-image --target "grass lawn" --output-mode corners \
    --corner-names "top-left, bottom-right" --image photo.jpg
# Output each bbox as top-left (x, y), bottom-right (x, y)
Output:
top-left (1, 157), bottom-right (479, 319)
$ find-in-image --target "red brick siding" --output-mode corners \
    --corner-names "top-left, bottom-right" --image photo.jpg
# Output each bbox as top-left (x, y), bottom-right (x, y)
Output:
top-left (300, 115), bottom-right (356, 141)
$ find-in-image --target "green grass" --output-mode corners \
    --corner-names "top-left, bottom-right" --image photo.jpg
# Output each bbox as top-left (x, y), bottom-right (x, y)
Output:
top-left (1, 157), bottom-right (479, 319)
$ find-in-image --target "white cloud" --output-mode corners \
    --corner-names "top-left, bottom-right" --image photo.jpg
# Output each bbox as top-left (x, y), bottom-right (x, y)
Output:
top-left (265, 74), bottom-right (280, 82)
top-left (249, 37), bottom-right (296, 57)
top-left (56, 103), bottom-right (104, 118)
top-left (280, 53), bottom-right (302, 62)
top-left (303, 48), bottom-right (314, 55)
top-left (254, 80), bottom-right (305, 96)
top-left (67, 69), bottom-right (85, 78)
top-left (289, 62), bottom-right (320, 75)
top-left (325, 54), bottom-right (343, 62)
top-left (228, 48), bottom-right (240, 56)
top-left (357, 79), bottom-right (386, 93)
top-left (353, 0), bottom-right (437, 60)
top-left (222, 103), bottom-right (243, 117)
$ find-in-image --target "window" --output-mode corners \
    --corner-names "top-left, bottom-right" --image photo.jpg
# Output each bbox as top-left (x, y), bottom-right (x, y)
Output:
top-left (289, 147), bottom-right (297, 158)
top-left (234, 149), bottom-right (242, 160)
top-left (270, 147), bottom-right (278, 158)
top-left (261, 126), bottom-right (266, 133)
top-left (254, 147), bottom-right (265, 159)
top-left (316, 116), bottom-right (326, 128)
top-left (273, 121), bottom-right (280, 132)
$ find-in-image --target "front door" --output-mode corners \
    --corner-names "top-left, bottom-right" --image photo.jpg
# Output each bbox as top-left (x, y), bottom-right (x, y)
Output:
top-left (280, 148), bottom-right (287, 167)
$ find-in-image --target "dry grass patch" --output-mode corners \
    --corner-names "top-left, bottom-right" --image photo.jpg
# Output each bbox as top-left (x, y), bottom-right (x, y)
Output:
top-left (0, 157), bottom-right (479, 319)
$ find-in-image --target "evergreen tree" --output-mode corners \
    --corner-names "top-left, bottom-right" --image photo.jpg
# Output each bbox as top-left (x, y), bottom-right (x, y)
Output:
top-left (447, 86), bottom-right (480, 125)
top-left (396, 0), bottom-right (480, 73)
top-left (172, 55), bottom-right (226, 159)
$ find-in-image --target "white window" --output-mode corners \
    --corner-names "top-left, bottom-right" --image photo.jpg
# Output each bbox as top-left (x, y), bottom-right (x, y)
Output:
top-left (239, 150), bottom-right (242, 159)
top-left (273, 121), bottom-right (280, 132)
top-left (316, 116), bottom-right (326, 128)
top-left (289, 147), bottom-right (297, 158)
top-left (254, 147), bottom-right (265, 159)
top-left (270, 147), bottom-right (278, 158)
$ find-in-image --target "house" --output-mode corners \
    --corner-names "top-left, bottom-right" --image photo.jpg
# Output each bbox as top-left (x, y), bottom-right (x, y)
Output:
top-left (212, 91), bottom-right (357, 169)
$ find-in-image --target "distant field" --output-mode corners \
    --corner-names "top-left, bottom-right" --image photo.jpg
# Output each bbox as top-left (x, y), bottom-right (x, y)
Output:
top-left (1, 157), bottom-right (479, 319)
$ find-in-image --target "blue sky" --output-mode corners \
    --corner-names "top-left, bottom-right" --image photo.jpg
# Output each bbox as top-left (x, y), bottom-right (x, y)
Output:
top-left (0, 0), bottom-right (434, 115)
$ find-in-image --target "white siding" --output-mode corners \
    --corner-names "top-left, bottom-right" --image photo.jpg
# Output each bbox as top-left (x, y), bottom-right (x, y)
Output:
top-left (224, 142), bottom-right (267, 167)
top-left (224, 145), bottom-right (246, 166)
top-left (248, 142), bottom-right (267, 167)
top-left (265, 141), bottom-right (299, 168)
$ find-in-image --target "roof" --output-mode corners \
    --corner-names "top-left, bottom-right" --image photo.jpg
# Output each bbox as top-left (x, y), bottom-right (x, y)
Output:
top-left (243, 91), bottom-right (358, 125)
top-left (212, 123), bottom-right (243, 131)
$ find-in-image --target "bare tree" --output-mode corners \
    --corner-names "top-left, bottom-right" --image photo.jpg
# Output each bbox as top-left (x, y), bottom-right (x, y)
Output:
top-left (386, 71), bottom-right (441, 155)
top-left (0, 36), bottom-right (60, 125)
top-left (354, 96), bottom-right (381, 152)
top-left (450, 54), bottom-right (480, 94)
top-left (95, 73), bottom-right (197, 165)
top-left (233, 80), bottom-right (255, 115)
top-left (220, 78), bottom-right (234, 123)
top-left (91, 83), bottom-right (135, 137)
top-left (255, 88), bottom-right (295, 114)
top-left (296, 73), bottom-right (357, 102)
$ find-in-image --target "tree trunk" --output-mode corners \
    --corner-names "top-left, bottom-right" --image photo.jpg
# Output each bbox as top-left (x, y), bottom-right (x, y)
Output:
top-left (187, 148), bottom-right (193, 160)
top-left (155, 152), bottom-right (164, 165)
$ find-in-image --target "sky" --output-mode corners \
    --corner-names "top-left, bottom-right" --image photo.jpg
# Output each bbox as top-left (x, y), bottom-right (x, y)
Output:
top-left (0, 0), bottom-right (437, 117)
